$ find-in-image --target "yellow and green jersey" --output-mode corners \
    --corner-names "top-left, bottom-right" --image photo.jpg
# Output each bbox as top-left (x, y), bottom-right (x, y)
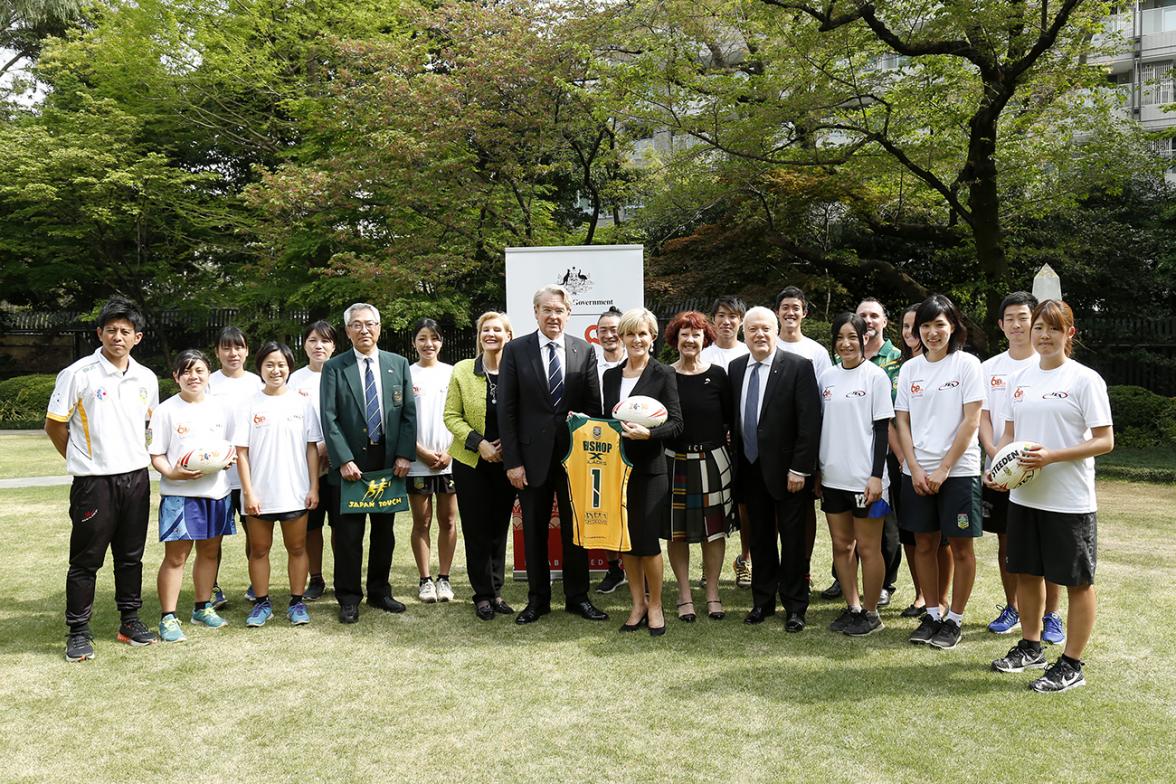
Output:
top-left (562, 415), bottom-right (633, 552)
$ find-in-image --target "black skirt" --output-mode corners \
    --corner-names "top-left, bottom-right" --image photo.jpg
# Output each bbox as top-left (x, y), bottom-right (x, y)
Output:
top-left (626, 472), bottom-right (668, 557)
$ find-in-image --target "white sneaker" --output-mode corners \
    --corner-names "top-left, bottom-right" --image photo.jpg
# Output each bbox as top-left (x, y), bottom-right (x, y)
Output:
top-left (418, 580), bottom-right (438, 603)
top-left (436, 577), bottom-right (454, 603)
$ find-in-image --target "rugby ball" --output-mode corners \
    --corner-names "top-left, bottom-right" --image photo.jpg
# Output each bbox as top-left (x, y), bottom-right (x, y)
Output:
top-left (986, 441), bottom-right (1040, 491)
top-left (178, 440), bottom-right (236, 474)
top-left (612, 395), bottom-right (668, 428)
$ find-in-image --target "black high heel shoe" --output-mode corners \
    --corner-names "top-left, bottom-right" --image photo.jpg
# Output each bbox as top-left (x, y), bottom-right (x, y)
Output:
top-left (619, 614), bottom-right (648, 632)
top-left (649, 622), bottom-right (667, 637)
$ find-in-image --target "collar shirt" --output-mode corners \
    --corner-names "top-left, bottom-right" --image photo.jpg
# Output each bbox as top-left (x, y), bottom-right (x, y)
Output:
top-left (739, 354), bottom-right (773, 433)
top-left (353, 347), bottom-right (384, 410)
top-left (539, 334), bottom-right (567, 384)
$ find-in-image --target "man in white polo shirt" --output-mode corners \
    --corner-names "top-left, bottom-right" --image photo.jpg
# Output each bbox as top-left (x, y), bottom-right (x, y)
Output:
top-left (45, 297), bottom-right (161, 662)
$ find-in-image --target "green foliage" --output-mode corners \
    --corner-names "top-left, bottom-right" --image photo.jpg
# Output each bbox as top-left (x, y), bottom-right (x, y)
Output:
top-left (1107, 385), bottom-right (1176, 448)
top-left (0, 374), bottom-right (57, 427)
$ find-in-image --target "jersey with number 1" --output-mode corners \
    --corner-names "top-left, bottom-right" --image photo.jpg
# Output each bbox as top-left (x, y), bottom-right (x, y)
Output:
top-left (562, 415), bottom-right (633, 553)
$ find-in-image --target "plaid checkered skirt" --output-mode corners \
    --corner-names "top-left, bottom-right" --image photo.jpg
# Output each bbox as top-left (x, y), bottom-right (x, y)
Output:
top-left (663, 445), bottom-right (735, 543)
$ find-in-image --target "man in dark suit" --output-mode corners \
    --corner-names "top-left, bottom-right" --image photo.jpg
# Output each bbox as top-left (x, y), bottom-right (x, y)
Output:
top-left (498, 284), bottom-right (608, 624)
top-left (320, 303), bottom-right (417, 624)
top-left (728, 306), bottom-right (822, 631)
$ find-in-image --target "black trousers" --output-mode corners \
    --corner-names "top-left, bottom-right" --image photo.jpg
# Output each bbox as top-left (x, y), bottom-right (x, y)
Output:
top-left (332, 443), bottom-right (396, 606)
top-left (517, 460), bottom-right (589, 608)
top-left (453, 459), bottom-right (516, 603)
top-left (65, 469), bottom-right (150, 631)
top-left (741, 458), bottom-right (810, 616)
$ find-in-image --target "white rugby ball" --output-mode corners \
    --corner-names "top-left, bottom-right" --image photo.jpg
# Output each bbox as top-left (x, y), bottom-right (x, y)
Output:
top-left (986, 441), bottom-right (1039, 491)
top-left (178, 440), bottom-right (236, 474)
top-left (612, 395), bottom-right (668, 428)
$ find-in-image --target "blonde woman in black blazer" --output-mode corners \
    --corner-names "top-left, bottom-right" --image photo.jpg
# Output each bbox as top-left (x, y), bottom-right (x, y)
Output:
top-left (602, 308), bottom-right (684, 636)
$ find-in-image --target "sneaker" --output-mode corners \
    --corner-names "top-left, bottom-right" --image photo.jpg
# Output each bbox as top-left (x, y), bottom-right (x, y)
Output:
top-left (418, 580), bottom-right (438, 603)
top-left (304, 579), bottom-right (327, 602)
top-left (819, 579), bottom-right (843, 600)
top-left (900, 603), bottom-right (927, 619)
top-left (828, 608), bottom-right (859, 633)
top-left (191, 606), bottom-right (228, 628)
top-left (211, 584), bottom-right (228, 611)
top-left (246, 600), bottom-right (273, 627)
top-left (845, 610), bottom-right (884, 637)
top-left (288, 601), bottom-right (311, 625)
top-left (65, 631), bottom-right (96, 662)
top-left (1030, 657), bottom-right (1086, 693)
top-left (928, 618), bottom-right (962, 649)
top-left (436, 578), bottom-right (455, 603)
top-left (595, 568), bottom-right (628, 594)
top-left (987, 604), bottom-right (1020, 634)
top-left (733, 556), bottom-right (752, 589)
top-left (909, 615), bottom-right (941, 645)
top-left (117, 618), bottom-right (159, 646)
top-left (158, 614), bottom-right (186, 643)
top-left (1042, 611), bottom-right (1066, 645)
top-left (992, 643), bottom-right (1048, 673)
top-left (877, 588), bottom-right (892, 608)
top-left (244, 585), bottom-right (257, 604)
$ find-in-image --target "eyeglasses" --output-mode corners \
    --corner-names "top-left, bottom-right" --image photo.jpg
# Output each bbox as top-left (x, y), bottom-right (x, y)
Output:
top-left (348, 321), bottom-right (380, 332)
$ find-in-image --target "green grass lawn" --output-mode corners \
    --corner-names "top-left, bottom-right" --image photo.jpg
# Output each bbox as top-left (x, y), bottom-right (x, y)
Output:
top-left (0, 430), bottom-right (64, 479)
top-left (1, 478), bottom-right (1174, 783)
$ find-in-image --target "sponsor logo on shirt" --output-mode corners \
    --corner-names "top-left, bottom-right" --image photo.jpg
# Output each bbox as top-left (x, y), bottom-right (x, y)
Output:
top-left (989, 375), bottom-right (1006, 389)
top-left (938, 380), bottom-right (960, 390)
top-left (176, 423), bottom-right (189, 436)
top-left (139, 387), bottom-right (149, 404)
top-left (910, 382), bottom-right (924, 397)
top-left (822, 387), bottom-right (833, 400)
top-left (253, 414), bottom-right (267, 426)
top-left (95, 387), bottom-right (108, 401)
top-left (1013, 386), bottom-right (1026, 401)
top-left (1043, 391), bottom-right (1070, 400)
top-left (412, 385), bottom-right (421, 397)
top-left (846, 389), bottom-right (866, 398)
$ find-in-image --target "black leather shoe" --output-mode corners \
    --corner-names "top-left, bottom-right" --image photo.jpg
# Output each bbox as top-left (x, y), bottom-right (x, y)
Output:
top-left (785, 611), bottom-right (807, 633)
top-left (338, 604), bottom-right (359, 624)
top-left (475, 601), bottom-right (496, 622)
top-left (619, 614), bottom-right (647, 632)
top-left (515, 604), bottom-right (550, 625)
top-left (366, 595), bottom-right (406, 614)
top-left (649, 623), bottom-right (667, 637)
top-left (566, 600), bottom-right (608, 621)
top-left (744, 606), bottom-right (774, 625)
top-left (492, 598), bottom-right (514, 615)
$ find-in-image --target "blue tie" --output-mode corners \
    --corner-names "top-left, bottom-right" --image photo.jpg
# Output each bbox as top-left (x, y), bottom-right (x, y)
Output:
top-left (743, 361), bottom-right (761, 463)
top-left (547, 342), bottom-right (564, 410)
top-left (364, 358), bottom-right (383, 443)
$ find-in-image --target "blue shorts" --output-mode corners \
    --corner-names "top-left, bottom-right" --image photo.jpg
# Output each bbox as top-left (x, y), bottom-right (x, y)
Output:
top-left (159, 495), bottom-right (236, 542)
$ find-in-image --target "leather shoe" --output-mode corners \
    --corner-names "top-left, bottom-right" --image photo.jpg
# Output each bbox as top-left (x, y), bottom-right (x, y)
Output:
top-left (338, 604), bottom-right (359, 624)
top-left (744, 606), bottom-right (775, 625)
top-left (474, 601), bottom-right (496, 621)
top-left (366, 595), bottom-right (406, 614)
top-left (515, 604), bottom-right (551, 625)
top-left (785, 611), bottom-right (807, 633)
top-left (619, 614), bottom-right (647, 632)
top-left (565, 600), bottom-right (608, 621)
top-left (492, 598), bottom-right (514, 615)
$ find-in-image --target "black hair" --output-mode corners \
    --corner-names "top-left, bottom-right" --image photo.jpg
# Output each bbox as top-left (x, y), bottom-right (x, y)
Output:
top-left (97, 297), bottom-right (146, 332)
top-left (998, 291), bottom-right (1038, 321)
top-left (303, 320), bottom-right (337, 343)
top-left (857, 297), bottom-right (887, 319)
top-left (914, 294), bottom-right (967, 354)
top-left (217, 326), bottom-right (249, 349)
top-left (598, 306), bottom-right (623, 323)
top-left (171, 349), bottom-right (211, 378)
top-left (773, 286), bottom-right (808, 312)
top-left (412, 318), bottom-right (443, 342)
top-left (709, 296), bottom-right (747, 319)
top-left (254, 341), bottom-right (295, 375)
top-left (831, 312), bottom-right (867, 355)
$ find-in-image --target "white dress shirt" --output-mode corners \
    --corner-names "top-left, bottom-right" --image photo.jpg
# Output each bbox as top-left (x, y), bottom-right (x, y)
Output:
top-left (739, 354), bottom-right (772, 434)
top-left (539, 334), bottom-right (567, 385)
top-left (353, 347), bottom-right (384, 409)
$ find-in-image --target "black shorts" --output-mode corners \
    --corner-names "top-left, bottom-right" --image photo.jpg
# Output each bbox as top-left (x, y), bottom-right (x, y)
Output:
top-left (249, 509), bottom-right (307, 524)
top-left (981, 485), bottom-right (1011, 534)
top-left (408, 474), bottom-right (456, 496)
top-left (1006, 503), bottom-right (1096, 586)
top-left (821, 486), bottom-right (891, 519)
top-left (306, 481), bottom-right (338, 531)
top-left (899, 474), bottom-right (982, 539)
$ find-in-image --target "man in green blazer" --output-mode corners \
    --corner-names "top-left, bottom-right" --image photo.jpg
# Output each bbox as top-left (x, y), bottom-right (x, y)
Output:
top-left (320, 303), bottom-right (417, 623)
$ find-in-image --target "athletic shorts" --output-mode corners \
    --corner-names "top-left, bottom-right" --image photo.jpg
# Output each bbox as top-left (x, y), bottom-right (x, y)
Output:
top-left (1006, 502), bottom-right (1096, 586)
top-left (249, 509), bottom-right (307, 524)
top-left (408, 474), bottom-right (456, 496)
top-left (159, 495), bottom-right (236, 542)
top-left (307, 481), bottom-right (338, 531)
top-left (899, 474), bottom-right (982, 538)
top-left (821, 486), bottom-right (891, 519)
top-left (981, 485), bottom-right (1011, 535)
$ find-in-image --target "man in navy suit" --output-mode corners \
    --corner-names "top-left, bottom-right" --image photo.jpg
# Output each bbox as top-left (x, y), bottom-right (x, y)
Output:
top-left (498, 284), bottom-right (608, 624)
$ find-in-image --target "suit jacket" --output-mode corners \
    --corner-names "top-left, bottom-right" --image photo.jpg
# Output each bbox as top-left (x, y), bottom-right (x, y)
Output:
top-left (319, 349), bottom-right (417, 485)
top-left (443, 355), bottom-right (491, 470)
top-left (728, 347), bottom-right (821, 500)
top-left (498, 330), bottom-right (602, 485)
top-left (602, 358), bottom-right (684, 475)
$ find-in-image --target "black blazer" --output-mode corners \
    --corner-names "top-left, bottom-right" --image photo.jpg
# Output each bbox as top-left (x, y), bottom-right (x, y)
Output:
top-left (728, 347), bottom-right (821, 500)
top-left (498, 330), bottom-right (602, 485)
top-left (602, 358), bottom-right (684, 475)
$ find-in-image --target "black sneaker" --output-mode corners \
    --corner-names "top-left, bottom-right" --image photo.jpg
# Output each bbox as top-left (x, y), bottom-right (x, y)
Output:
top-left (304, 579), bottom-right (327, 602)
top-left (909, 615), bottom-right (941, 645)
top-left (992, 643), bottom-right (1047, 673)
top-left (65, 631), bottom-right (95, 662)
top-left (595, 569), bottom-right (627, 594)
top-left (116, 618), bottom-right (159, 646)
top-left (845, 610), bottom-right (883, 637)
top-left (900, 603), bottom-right (927, 619)
top-left (1030, 657), bottom-right (1086, 693)
top-left (828, 608), bottom-right (859, 633)
top-left (928, 618), bottom-right (962, 649)
top-left (819, 579), bottom-right (843, 600)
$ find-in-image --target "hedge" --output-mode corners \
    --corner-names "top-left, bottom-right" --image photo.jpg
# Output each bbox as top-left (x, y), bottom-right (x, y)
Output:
top-left (0, 374), bottom-right (179, 429)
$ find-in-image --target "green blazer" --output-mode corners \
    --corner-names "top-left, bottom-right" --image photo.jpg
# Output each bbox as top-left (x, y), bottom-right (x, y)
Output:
top-left (444, 356), bottom-right (491, 469)
top-left (319, 349), bottom-right (416, 484)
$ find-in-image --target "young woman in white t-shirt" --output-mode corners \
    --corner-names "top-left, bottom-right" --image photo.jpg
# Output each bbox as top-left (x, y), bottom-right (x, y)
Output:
top-left (234, 342), bottom-right (322, 628)
top-left (894, 294), bottom-right (985, 650)
top-left (407, 319), bottom-right (458, 604)
top-left (988, 300), bottom-right (1114, 693)
top-left (818, 314), bottom-right (895, 637)
top-left (148, 350), bottom-right (236, 641)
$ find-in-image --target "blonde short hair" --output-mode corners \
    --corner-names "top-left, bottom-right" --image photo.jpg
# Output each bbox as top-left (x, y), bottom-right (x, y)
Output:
top-left (532, 285), bottom-right (572, 309)
top-left (617, 308), bottom-right (659, 340)
top-left (475, 311), bottom-right (513, 357)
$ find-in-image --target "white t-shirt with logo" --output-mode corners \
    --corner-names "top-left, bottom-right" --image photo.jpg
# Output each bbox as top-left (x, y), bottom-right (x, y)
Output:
top-left (1007, 360), bottom-right (1113, 514)
top-left (699, 341), bottom-right (749, 372)
top-left (208, 370), bottom-right (263, 489)
top-left (148, 395), bottom-right (233, 499)
top-left (779, 335), bottom-right (833, 379)
top-left (409, 362), bottom-right (455, 477)
top-left (288, 366), bottom-right (323, 415)
top-left (818, 361), bottom-right (895, 494)
top-left (980, 350), bottom-right (1037, 470)
top-left (895, 351), bottom-right (986, 477)
top-left (233, 391), bottom-right (323, 514)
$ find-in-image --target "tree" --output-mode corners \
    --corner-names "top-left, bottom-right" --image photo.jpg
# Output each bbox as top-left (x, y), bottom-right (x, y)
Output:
top-left (0, 0), bottom-right (82, 85)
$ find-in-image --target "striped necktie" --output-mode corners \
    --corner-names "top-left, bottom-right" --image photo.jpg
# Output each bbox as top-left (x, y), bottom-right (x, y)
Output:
top-left (364, 358), bottom-right (383, 443)
top-left (547, 342), bottom-right (564, 410)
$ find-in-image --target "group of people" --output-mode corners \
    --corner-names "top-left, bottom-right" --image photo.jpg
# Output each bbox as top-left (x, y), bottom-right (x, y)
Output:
top-left (46, 284), bottom-right (1114, 693)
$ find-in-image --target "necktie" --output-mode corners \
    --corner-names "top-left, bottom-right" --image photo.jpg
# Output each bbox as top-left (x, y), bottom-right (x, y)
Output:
top-left (364, 358), bottom-right (383, 443)
top-left (547, 342), bottom-right (564, 410)
top-left (743, 361), bottom-right (761, 463)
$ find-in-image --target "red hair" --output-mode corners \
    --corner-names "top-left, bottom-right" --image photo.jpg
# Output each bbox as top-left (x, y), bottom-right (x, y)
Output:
top-left (665, 310), bottom-right (715, 349)
top-left (1031, 299), bottom-right (1076, 357)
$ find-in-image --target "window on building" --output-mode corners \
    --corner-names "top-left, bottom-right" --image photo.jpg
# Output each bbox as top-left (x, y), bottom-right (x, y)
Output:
top-left (1141, 62), bottom-right (1175, 105)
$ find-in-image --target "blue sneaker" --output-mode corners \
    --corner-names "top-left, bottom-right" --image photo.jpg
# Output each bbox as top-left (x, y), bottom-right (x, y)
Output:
top-left (988, 604), bottom-right (1020, 634)
top-left (211, 584), bottom-right (228, 610)
top-left (1042, 611), bottom-right (1066, 645)
top-left (245, 585), bottom-right (257, 604)
top-left (191, 605), bottom-right (228, 629)
top-left (246, 600), bottom-right (273, 628)
top-left (159, 614), bottom-right (186, 643)
top-left (288, 601), bottom-right (311, 626)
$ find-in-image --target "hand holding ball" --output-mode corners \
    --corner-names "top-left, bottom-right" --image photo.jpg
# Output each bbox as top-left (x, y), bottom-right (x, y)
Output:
top-left (612, 395), bottom-right (668, 428)
top-left (178, 440), bottom-right (237, 474)
top-left (985, 441), bottom-right (1040, 491)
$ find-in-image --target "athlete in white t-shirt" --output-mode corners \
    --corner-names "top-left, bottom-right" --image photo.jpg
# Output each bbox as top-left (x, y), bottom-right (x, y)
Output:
top-left (989, 301), bottom-right (1114, 692)
top-left (591, 308), bottom-right (630, 593)
top-left (234, 342), bottom-right (322, 628)
top-left (894, 294), bottom-right (985, 650)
